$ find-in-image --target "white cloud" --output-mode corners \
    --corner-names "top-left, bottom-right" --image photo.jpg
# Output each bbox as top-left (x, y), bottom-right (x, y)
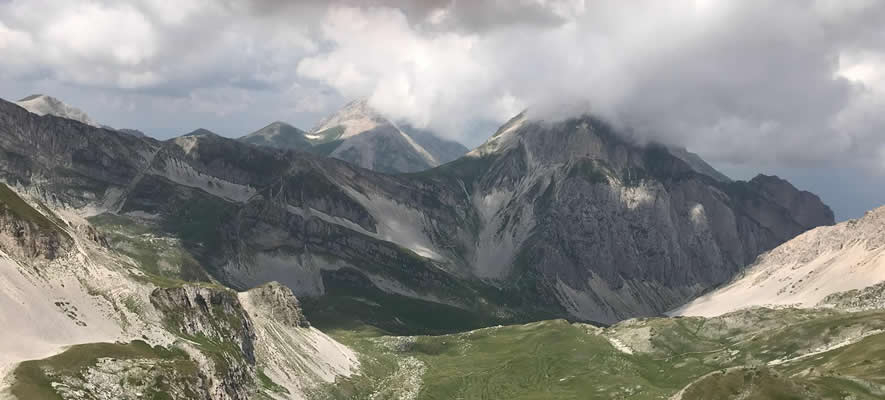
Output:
top-left (1, 0), bottom-right (885, 173)
top-left (295, 1), bottom-right (885, 170)
top-left (0, 0), bottom-right (315, 90)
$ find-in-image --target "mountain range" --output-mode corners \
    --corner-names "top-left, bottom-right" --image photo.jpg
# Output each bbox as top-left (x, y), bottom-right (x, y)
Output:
top-left (2, 94), bottom-right (884, 399)
top-left (238, 99), bottom-right (468, 173)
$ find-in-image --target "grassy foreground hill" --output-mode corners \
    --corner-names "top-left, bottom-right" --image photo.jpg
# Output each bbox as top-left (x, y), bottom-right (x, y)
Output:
top-left (306, 306), bottom-right (885, 400)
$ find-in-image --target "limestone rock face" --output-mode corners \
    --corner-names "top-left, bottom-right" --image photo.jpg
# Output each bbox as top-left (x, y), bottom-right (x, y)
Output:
top-left (674, 206), bottom-right (884, 317)
top-left (0, 183), bottom-right (72, 260)
top-left (0, 97), bottom-right (835, 326)
top-left (244, 281), bottom-right (310, 328)
top-left (150, 285), bottom-right (257, 400)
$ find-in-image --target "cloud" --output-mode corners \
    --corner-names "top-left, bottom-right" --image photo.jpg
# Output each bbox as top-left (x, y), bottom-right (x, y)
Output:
top-left (246, 0), bottom-right (576, 32)
top-left (295, 1), bottom-right (885, 170)
top-left (2, 0), bottom-right (885, 173)
top-left (0, 0), bottom-right (316, 91)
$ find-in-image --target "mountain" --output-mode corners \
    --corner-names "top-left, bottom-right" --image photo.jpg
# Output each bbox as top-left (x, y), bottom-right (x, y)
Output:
top-left (400, 123), bottom-right (470, 164)
top-left (118, 128), bottom-right (147, 138)
top-left (673, 205), bottom-right (884, 317)
top-left (238, 100), bottom-right (471, 174)
top-left (15, 94), bottom-right (100, 128)
top-left (0, 98), bottom-right (833, 327)
top-left (307, 99), bottom-right (440, 173)
top-left (0, 96), bottom-right (856, 399)
top-left (668, 146), bottom-right (732, 182)
top-left (237, 101), bottom-right (468, 173)
top-left (238, 99), bottom-right (462, 173)
top-left (239, 121), bottom-right (311, 151)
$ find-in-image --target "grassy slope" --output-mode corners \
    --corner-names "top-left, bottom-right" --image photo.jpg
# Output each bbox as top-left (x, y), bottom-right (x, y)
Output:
top-left (11, 341), bottom-right (200, 400)
top-left (310, 308), bottom-right (885, 400)
top-left (87, 213), bottom-right (213, 286)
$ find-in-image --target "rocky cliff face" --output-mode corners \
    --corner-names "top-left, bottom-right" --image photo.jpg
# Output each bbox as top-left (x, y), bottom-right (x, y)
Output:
top-left (150, 286), bottom-right (257, 400)
top-left (420, 115), bottom-right (835, 322)
top-left (147, 282), bottom-right (355, 399)
top-left (0, 182), bottom-right (72, 260)
top-left (244, 281), bottom-right (310, 328)
top-left (0, 97), bottom-right (834, 327)
top-left (673, 206), bottom-right (883, 317)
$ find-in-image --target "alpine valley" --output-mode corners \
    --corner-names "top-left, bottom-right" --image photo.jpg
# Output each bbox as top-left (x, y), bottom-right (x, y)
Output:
top-left (1, 94), bottom-right (884, 400)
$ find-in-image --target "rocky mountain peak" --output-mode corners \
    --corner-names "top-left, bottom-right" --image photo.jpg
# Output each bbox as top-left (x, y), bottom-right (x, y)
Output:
top-left (182, 128), bottom-right (218, 137)
top-left (748, 173), bottom-right (835, 229)
top-left (239, 121), bottom-right (310, 151)
top-left (15, 94), bottom-right (100, 128)
top-left (310, 98), bottom-right (391, 139)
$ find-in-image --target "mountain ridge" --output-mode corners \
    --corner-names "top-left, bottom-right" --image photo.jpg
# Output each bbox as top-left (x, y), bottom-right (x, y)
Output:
top-left (238, 99), bottom-right (468, 173)
top-left (0, 97), bottom-right (833, 327)
top-left (0, 95), bottom-right (866, 400)
top-left (15, 94), bottom-right (100, 128)
top-left (672, 204), bottom-right (884, 317)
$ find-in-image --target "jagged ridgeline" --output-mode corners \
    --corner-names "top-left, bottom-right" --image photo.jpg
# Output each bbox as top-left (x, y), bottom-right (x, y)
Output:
top-left (0, 98), bottom-right (833, 332)
top-left (4, 94), bottom-right (878, 400)
top-left (236, 99), bottom-right (469, 174)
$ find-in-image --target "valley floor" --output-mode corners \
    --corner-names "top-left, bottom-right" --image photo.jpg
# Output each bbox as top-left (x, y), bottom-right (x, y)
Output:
top-left (303, 306), bottom-right (885, 400)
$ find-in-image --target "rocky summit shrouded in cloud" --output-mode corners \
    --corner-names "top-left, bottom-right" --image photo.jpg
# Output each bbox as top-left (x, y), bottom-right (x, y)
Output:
top-left (0, 0), bottom-right (882, 169)
top-left (1, 1), bottom-right (884, 219)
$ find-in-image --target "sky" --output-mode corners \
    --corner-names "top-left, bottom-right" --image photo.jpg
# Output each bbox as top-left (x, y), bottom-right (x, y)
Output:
top-left (0, 0), bottom-right (883, 220)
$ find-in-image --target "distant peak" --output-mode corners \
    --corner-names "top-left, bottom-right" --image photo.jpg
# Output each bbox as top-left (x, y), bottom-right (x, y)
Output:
top-left (14, 94), bottom-right (100, 128)
top-left (183, 128), bottom-right (217, 137)
top-left (266, 121), bottom-right (297, 129)
top-left (310, 98), bottom-right (391, 138)
top-left (17, 94), bottom-right (46, 102)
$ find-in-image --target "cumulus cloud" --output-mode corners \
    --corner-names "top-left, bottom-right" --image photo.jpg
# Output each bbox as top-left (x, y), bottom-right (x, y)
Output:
top-left (294, 0), bottom-right (885, 170)
top-left (2, 0), bottom-right (885, 173)
top-left (0, 0), bottom-right (316, 92)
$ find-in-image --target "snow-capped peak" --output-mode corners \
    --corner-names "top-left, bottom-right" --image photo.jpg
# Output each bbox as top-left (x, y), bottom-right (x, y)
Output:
top-left (15, 94), bottom-right (100, 128)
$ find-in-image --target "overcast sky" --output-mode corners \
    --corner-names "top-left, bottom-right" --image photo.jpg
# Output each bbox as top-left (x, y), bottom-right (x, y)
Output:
top-left (1, 0), bottom-right (883, 220)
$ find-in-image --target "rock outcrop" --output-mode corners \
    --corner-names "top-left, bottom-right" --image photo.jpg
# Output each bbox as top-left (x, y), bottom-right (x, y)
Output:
top-left (150, 286), bottom-right (256, 400)
top-left (243, 281), bottom-right (310, 328)
top-left (0, 183), bottom-right (72, 260)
